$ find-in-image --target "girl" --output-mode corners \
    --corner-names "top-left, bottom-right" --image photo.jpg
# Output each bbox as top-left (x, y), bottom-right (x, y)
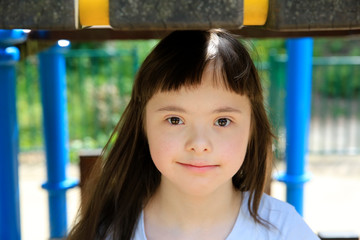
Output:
top-left (68, 29), bottom-right (319, 240)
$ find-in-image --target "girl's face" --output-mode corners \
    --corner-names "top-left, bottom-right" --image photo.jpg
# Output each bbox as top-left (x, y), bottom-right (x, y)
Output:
top-left (145, 66), bottom-right (252, 197)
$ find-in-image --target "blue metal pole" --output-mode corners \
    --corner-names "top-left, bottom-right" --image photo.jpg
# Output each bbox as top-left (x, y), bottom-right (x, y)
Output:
top-left (278, 38), bottom-right (313, 216)
top-left (38, 41), bottom-right (78, 239)
top-left (0, 45), bottom-right (21, 240)
top-left (0, 29), bottom-right (27, 240)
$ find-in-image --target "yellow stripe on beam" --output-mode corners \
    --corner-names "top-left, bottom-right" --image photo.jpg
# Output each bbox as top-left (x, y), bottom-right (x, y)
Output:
top-left (243, 0), bottom-right (268, 26)
top-left (79, 0), bottom-right (109, 26)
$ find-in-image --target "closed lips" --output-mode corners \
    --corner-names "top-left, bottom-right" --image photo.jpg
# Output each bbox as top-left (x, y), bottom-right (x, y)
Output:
top-left (177, 162), bottom-right (219, 168)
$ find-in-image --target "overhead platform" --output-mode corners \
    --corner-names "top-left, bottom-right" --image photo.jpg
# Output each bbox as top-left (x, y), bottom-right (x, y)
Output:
top-left (265, 0), bottom-right (360, 31)
top-left (1, 0), bottom-right (360, 39)
top-left (109, 0), bottom-right (244, 30)
top-left (0, 0), bottom-right (78, 30)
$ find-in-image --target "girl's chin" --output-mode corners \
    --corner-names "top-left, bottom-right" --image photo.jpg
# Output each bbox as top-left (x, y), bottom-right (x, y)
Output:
top-left (161, 179), bottom-right (234, 199)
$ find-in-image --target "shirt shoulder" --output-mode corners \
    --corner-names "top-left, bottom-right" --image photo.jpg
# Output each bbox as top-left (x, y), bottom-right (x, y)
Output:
top-left (227, 192), bottom-right (320, 240)
top-left (258, 193), bottom-right (320, 240)
top-left (132, 211), bottom-right (147, 240)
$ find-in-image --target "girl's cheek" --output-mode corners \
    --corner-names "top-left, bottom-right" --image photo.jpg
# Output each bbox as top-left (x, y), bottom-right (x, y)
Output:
top-left (149, 131), bottom-right (178, 154)
top-left (221, 132), bottom-right (249, 158)
top-left (159, 134), bottom-right (179, 151)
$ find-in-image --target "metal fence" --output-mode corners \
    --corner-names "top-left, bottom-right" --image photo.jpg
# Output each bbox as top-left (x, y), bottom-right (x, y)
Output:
top-left (266, 54), bottom-right (360, 156)
top-left (16, 48), bottom-right (360, 157)
top-left (310, 57), bottom-right (360, 155)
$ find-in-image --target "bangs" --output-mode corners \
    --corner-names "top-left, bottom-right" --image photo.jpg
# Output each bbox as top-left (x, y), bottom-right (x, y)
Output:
top-left (149, 30), bottom-right (209, 93)
top-left (135, 30), bottom-right (258, 102)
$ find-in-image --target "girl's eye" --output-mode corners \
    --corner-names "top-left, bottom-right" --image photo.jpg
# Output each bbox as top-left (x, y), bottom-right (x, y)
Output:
top-left (167, 117), bottom-right (184, 125)
top-left (215, 118), bottom-right (231, 127)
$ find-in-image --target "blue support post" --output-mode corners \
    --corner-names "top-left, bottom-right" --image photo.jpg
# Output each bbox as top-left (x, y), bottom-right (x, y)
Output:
top-left (38, 41), bottom-right (78, 239)
top-left (0, 43), bottom-right (21, 240)
top-left (0, 29), bottom-right (27, 240)
top-left (277, 38), bottom-right (313, 216)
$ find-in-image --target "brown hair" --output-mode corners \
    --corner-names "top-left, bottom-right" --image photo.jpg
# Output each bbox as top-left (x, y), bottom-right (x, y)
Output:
top-left (67, 29), bottom-right (274, 240)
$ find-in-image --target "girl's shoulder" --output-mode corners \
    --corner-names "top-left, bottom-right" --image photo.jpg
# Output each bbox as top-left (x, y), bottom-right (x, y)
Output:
top-left (226, 192), bottom-right (320, 240)
top-left (257, 192), bottom-right (298, 215)
top-left (131, 192), bottom-right (320, 240)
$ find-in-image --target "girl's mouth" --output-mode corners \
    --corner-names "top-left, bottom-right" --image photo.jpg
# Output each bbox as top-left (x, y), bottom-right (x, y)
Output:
top-left (177, 162), bottom-right (219, 173)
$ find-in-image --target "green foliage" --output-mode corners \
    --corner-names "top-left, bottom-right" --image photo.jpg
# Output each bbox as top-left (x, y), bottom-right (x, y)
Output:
top-left (251, 38), bottom-right (286, 62)
top-left (313, 37), bottom-right (360, 56)
top-left (16, 56), bottom-right (43, 150)
top-left (315, 64), bottom-right (360, 98)
top-left (113, 40), bottom-right (159, 63)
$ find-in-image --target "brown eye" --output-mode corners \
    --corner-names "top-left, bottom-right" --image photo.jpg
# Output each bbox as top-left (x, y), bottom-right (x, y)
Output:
top-left (167, 117), bottom-right (183, 125)
top-left (215, 118), bottom-right (231, 127)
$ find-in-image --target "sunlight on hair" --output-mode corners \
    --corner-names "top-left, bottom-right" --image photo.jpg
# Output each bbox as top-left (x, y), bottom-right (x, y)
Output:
top-left (206, 32), bottom-right (220, 59)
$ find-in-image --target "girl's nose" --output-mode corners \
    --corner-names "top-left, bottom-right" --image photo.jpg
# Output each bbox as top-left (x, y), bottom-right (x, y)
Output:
top-left (185, 128), bottom-right (212, 154)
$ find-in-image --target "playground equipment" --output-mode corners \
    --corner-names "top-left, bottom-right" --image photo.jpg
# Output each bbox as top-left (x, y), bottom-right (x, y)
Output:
top-left (1, 0), bottom-right (360, 239)
top-left (0, 30), bottom-right (27, 240)
top-left (38, 42), bottom-right (79, 238)
top-left (277, 38), bottom-right (314, 216)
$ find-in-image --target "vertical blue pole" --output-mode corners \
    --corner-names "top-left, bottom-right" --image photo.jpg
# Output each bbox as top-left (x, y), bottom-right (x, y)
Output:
top-left (278, 38), bottom-right (313, 216)
top-left (0, 46), bottom-right (21, 240)
top-left (0, 29), bottom-right (27, 240)
top-left (38, 41), bottom-right (78, 239)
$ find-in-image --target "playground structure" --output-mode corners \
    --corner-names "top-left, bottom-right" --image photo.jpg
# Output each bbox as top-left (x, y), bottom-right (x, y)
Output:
top-left (1, 0), bottom-right (360, 239)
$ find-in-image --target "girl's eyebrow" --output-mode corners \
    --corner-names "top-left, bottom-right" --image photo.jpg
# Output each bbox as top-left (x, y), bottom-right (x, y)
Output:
top-left (156, 106), bottom-right (186, 113)
top-left (156, 106), bottom-right (242, 113)
top-left (213, 107), bottom-right (242, 114)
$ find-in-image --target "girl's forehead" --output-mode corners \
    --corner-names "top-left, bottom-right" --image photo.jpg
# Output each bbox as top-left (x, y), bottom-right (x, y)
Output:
top-left (148, 73), bottom-right (250, 108)
top-left (201, 64), bottom-right (228, 88)
top-left (146, 83), bottom-right (252, 119)
top-left (183, 76), bottom-right (227, 93)
top-left (147, 61), bottom-right (250, 102)
top-left (169, 63), bottom-right (230, 93)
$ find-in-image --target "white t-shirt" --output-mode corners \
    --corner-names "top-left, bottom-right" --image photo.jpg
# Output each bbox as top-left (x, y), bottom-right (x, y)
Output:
top-left (132, 192), bottom-right (320, 240)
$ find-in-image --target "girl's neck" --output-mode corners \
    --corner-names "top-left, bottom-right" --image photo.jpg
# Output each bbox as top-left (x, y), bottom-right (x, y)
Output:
top-left (144, 179), bottom-right (242, 239)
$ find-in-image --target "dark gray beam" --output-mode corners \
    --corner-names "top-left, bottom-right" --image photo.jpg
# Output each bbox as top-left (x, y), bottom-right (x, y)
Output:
top-left (266, 0), bottom-right (360, 31)
top-left (0, 0), bottom-right (77, 30)
top-left (109, 0), bottom-right (243, 30)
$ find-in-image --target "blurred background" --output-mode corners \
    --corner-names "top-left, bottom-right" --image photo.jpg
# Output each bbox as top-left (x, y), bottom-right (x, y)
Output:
top-left (17, 36), bottom-right (360, 239)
